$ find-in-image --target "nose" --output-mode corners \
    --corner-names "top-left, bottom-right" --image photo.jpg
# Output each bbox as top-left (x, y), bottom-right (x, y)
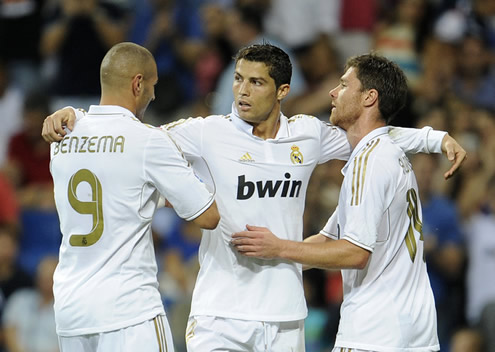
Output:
top-left (329, 86), bottom-right (339, 98)
top-left (238, 80), bottom-right (250, 96)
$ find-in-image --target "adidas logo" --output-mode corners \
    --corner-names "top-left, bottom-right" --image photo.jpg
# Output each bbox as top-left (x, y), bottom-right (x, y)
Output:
top-left (239, 152), bottom-right (255, 162)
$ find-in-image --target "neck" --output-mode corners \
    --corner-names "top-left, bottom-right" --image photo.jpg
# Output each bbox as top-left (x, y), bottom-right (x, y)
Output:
top-left (346, 112), bottom-right (385, 148)
top-left (251, 106), bottom-right (281, 140)
top-left (100, 94), bottom-right (137, 117)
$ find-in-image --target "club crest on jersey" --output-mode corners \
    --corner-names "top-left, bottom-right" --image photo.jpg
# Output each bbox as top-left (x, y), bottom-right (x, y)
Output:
top-left (290, 145), bottom-right (303, 164)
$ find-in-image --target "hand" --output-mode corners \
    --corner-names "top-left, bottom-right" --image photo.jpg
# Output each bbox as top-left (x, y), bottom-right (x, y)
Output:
top-left (231, 225), bottom-right (283, 259)
top-left (42, 107), bottom-right (77, 143)
top-left (441, 134), bottom-right (467, 179)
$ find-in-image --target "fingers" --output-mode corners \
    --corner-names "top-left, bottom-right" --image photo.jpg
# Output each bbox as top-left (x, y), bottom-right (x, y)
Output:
top-left (443, 150), bottom-right (467, 180)
top-left (42, 116), bottom-right (66, 143)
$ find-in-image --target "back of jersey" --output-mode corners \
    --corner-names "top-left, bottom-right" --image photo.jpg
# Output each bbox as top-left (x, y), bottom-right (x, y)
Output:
top-left (50, 105), bottom-right (213, 336)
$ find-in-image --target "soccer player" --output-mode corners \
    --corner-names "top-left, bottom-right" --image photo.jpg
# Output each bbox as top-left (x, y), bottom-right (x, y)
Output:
top-left (49, 42), bottom-right (219, 352)
top-left (43, 44), bottom-right (465, 351)
top-left (232, 54), bottom-right (445, 351)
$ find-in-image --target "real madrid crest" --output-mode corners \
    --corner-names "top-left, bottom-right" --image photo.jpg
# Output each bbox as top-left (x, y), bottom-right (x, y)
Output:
top-left (290, 145), bottom-right (303, 164)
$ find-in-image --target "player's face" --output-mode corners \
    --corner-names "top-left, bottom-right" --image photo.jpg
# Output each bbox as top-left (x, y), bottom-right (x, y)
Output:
top-left (232, 59), bottom-right (280, 124)
top-left (136, 63), bottom-right (158, 120)
top-left (329, 66), bottom-right (364, 130)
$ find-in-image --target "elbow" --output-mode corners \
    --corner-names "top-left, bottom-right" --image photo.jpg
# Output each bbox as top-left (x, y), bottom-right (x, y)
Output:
top-left (353, 250), bottom-right (370, 270)
top-left (202, 213), bottom-right (220, 230)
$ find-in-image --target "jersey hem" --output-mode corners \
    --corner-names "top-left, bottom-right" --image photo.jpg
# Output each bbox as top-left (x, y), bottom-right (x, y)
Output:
top-left (342, 235), bottom-right (373, 252)
top-left (320, 230), bottom-right (338, 240)
top-left (335, 341), bottom-right (440, 352)
top-left (188, 309), bottom-right (307, 322)
top-left (56, 308), bottom-right (165, 337)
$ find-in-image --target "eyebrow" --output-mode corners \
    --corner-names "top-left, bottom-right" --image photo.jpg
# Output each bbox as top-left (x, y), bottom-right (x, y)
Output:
top-left (234, 71), bottom-right (268, 83)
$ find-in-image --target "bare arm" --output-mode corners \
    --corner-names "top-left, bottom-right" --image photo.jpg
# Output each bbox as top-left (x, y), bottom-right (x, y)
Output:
top-left (191, 201), bottom-right (220, 230)
top-left (231, 225), bottom-right (370, 270)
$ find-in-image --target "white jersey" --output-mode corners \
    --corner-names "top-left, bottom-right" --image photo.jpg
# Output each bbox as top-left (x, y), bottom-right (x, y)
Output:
top-left (50, 105), bottom-right (214, 336)
top-left (321, 127), bottom-right (439, 351)
top-left (162, 105), bottom-right (446, 322)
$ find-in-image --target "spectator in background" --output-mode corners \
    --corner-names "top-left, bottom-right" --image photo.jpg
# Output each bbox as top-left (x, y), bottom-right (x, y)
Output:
top-left (373, 0), bottom-right (431, 90)
top-left (0, 174), bottom-right (19, 231)
top-left (3, 256), bottom-right (59, 352)
top-left (462, 175), bottom-right (495, 351)
top-left (292, 34), bottom-right (341, 120)
top-left (211, 2), bottom-right (307, 116)
top-left (0, 226), bottom-right (33, 351)
top-left (411, 36), bottom-right (457, 116)
top-left (0, 59), bottom-right (24, 168)
top-left (0, 0), bottom-right (44, 93)
top-left (128, 0), bottom-right (207, 121)
top-left (40, 0), bottom-right (128, 111)
top-left (451, 33), bottom-right (495, 111)
top-left (5, 92), bottom-right (53, 209)
top-left (450, 327), bottom-right (484, 352)
top-left (262, 0), bottom-right (340, 50)
top-left (413, 153), bottom-right (465, 351)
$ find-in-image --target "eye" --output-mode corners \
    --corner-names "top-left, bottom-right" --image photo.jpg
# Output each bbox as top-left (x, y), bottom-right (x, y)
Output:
top-left (234, 75), bottom-right (242, 82)
top-left (254, 80), bottom-right (262, 86)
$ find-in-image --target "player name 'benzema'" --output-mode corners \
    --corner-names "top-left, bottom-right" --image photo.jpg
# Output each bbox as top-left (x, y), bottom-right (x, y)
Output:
top-left (53, 135), bottom-right (125, 155)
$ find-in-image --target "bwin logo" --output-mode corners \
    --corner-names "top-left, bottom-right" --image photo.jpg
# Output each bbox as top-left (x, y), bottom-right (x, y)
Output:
top-left (237, 173), bottom-right (302, 200)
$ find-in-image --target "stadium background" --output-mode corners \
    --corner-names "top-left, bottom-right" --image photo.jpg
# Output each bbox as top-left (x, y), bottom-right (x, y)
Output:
top-left (0, 0), bottom-right (494, 351)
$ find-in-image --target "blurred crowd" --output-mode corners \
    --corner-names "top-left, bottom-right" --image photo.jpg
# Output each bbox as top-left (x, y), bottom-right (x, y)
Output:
top-left (0, 0), bottom-right (495, 351)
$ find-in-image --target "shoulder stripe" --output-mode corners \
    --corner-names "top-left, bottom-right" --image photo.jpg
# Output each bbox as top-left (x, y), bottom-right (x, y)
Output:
top-left (351, 138), bottom-right (380, 206)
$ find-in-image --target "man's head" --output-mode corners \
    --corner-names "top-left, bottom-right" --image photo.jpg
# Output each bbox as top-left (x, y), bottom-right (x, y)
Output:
top-left (231, 44), bottom-right (291, 124)
top-left (234, 44), bottom-right (292, 89)
top-left (329, 54), bottom-right (408, 129)
top-left (100, 42), bottom-right (158, 120)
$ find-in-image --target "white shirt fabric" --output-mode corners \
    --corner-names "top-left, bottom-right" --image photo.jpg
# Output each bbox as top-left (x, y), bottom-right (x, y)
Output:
top-left (321, 127), bottom-right (439, 351)
top-left (463, 212), bottom-right (495, 325)
top-left (50, 105), bottom-right (215, 336)
top-left (3, 289), bottom-right (58, 352)
top-left (0, 86), bottom-right (23, 166)
top-left (163, 105), bottom-right (446, 322)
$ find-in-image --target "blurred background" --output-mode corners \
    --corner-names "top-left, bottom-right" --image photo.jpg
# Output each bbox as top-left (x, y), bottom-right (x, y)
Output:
top-left (1, 0), bottom-right (494, 351)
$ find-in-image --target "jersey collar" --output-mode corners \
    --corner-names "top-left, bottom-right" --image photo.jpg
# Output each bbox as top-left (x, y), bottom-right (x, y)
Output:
top-left (88, 105), bottom-right (136, 119)
top-left (342, 126), bottom-right (389, 174)
top-left (230, 102), bottom-right (289, 140)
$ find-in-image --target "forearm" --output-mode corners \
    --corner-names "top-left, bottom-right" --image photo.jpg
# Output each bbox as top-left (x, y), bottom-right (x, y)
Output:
top-left (92, 12), bottom-right (127, 47)
top-left (278, 238), bottom-right (369, 270)
top-left (41, 21), bottom-right (69, 56)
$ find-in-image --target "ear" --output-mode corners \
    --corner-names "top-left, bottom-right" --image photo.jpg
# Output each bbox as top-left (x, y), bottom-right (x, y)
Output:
top-left (276, 83), bottom-right (290, 101)
top-left (363, 88), bottom-right (378, 108)
top-left (132, 74), bottom-right (144, 97)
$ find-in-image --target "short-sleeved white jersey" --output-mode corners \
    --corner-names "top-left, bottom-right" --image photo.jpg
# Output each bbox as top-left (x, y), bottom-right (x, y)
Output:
top-left (321, 127), bottom-right (439, 351)
top-left (50, 105), bottom-right (214, 336)
top-left (163, 105), bottom-right (446, 322)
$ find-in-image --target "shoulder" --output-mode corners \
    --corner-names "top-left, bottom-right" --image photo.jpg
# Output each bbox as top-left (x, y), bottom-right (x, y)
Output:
top-left (287, 114), bottom-right (335, 131)
top-left (354, 136), bottom-right (403, 177)
top-left (161, 114), bottom-right (231, 131)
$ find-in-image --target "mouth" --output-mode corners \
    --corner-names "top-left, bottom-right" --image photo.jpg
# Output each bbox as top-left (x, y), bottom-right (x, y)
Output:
top-left (238, 100), bottom-right (251, 111)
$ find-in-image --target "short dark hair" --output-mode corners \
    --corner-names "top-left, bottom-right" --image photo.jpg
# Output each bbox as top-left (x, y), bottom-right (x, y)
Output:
top-left (234, 44), bottom-right (292, 89)
top-left (345, 54), bottom-right (408, 124)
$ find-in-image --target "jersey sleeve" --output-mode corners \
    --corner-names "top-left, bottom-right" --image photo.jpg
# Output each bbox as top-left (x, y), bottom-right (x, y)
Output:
top-left (341, 152), bottom-right (397, 251)
top-left (144, 128), bottom-right (214, 221)
top-left (318, 121), bottom-right (352, 163)
top-left (160, 117), bottom-right (204, 159)
top-left (320, 207), bottom-right (339, 240)
top-left (388, 126), bottom-right (446, 154)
